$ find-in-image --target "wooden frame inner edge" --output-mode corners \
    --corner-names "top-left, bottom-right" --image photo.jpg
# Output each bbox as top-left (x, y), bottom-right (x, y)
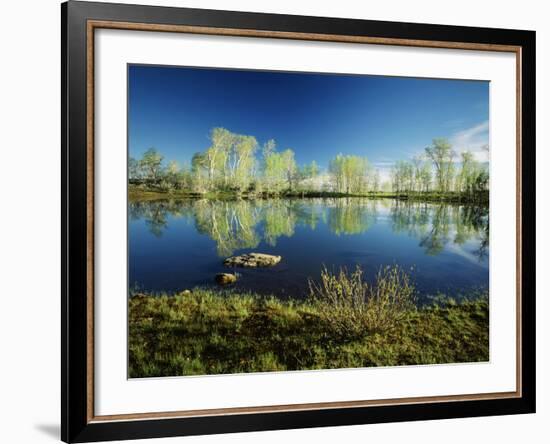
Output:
top-left (85, 19), bottom-right (523, 423)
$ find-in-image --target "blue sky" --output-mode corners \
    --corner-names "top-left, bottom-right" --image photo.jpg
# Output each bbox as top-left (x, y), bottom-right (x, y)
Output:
top-left (128, 64), bottom-right (489, 177)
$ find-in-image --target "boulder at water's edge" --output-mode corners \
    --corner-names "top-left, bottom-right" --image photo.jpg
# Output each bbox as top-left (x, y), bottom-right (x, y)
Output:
top-left (215, 273), bottom-right (238, 285)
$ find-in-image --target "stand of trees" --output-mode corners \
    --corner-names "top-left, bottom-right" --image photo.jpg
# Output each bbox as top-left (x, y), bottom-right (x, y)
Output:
top-left (129, 127), bottom-right (369, 194)
top-left (329, 154), bottom-right (376, 194)
top-left (129, 127), bottom-right (489, 199)
top-left (390, 138), bottom-right (489, 197)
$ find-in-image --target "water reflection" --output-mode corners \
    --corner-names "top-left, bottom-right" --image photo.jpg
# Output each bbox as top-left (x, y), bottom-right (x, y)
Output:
top-left (129, 198), bottom-right (489, 260)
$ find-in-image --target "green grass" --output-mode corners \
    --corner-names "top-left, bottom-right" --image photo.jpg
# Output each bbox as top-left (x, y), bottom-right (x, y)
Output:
top-left (129, 284), bottom-right (489, 378)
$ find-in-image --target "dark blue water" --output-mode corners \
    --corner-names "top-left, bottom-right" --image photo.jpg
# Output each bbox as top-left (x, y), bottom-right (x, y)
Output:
top-left (129, 198), bottom-right (488, 302)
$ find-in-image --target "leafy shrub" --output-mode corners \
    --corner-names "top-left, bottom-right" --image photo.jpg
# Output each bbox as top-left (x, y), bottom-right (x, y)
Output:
top-left (308, 265), bottom-right (416, 336)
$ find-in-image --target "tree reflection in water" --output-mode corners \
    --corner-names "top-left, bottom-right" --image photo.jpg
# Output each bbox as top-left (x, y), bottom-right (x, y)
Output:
top-left (129, 198), bottom-right (489, 259)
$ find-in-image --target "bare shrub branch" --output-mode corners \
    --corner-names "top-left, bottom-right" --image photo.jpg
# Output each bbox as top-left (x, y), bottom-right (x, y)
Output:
top-left (308, 265), bottom-right (416, 336)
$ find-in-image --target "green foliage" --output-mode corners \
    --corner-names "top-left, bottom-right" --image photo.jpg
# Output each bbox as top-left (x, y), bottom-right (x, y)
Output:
top-left (302, 160), bottom-right (319, 179)
top-left (195, 127), bottom-right (259, 192)
top-left (391, 160), bottom-right (414, 193)
top-left (425, 138), bottom-right (456, 192)
top-left (262, 145), bottom-right (298, 193)
top-left (392, 155), bottom-right (434, 194)
top-left (385, 138), bottom-right (488, 202)
top-left (142, 148), bottom-right (164, 181)
top-left (129, 130), bottom-right (488, 201)
top-left (329, 154), bottom-right (370, 194)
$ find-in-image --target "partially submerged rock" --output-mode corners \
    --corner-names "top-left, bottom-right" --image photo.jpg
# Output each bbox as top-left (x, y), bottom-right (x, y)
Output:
top-left (224, 252), bottom-right (281, 268)
top-left (215, 273), bottom-right (238, 285)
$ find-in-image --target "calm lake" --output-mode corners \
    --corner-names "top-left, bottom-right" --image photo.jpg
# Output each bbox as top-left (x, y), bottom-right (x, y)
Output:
top-left (129, 198), bottom-right (489, 303)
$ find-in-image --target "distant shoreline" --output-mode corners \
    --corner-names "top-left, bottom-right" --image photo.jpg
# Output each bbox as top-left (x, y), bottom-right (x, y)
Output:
top-left (129, 185), bottom-right (489, 204)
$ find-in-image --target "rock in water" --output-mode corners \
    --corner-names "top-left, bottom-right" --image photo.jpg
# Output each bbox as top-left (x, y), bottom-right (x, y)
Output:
top-left (215, 273), bottom-right (238, 285)
top-left (224, 252), bottom-right (281, 268)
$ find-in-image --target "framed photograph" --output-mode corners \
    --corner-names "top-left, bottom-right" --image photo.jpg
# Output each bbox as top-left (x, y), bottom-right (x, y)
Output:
top-left (62, 1), bottom-right (535, 442)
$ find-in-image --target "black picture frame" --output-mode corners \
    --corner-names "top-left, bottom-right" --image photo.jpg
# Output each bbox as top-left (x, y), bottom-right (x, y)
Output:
top-left (62, 1), bottom-right (536, 442)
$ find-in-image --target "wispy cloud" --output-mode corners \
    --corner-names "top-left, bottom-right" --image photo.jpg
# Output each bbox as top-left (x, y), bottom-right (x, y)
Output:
top-left (450, 121), bottom-right (489, 162)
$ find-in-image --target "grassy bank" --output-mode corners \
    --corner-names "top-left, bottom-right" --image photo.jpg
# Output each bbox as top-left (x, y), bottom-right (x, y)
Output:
top-left (129, 185), bottom-right (488, 204)
top-left (129, 285), bottom-right (489, 378)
